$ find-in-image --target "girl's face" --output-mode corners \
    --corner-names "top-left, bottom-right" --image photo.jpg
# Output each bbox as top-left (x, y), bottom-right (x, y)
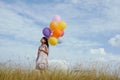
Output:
top-left (40, 38), bottom-right (46, 44)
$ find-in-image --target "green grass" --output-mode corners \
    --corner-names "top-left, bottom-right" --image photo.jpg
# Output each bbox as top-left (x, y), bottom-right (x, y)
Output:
top-left (0, 64), bottom-right (120, 80)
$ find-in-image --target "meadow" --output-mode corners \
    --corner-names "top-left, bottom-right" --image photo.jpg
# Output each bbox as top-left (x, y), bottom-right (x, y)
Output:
top-left (0, 62), bottom-right (120, 80)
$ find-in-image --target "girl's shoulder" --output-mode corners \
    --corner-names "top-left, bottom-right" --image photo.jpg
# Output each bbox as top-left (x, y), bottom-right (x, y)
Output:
top-left (39, 44), bottom-right (47, 48)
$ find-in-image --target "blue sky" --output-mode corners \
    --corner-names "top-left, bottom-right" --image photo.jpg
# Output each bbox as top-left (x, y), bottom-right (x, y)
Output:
top-left (0, 0), bottom-right (120, 67)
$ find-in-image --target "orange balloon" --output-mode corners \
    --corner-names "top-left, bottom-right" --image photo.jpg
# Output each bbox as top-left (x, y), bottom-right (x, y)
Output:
top-left (52, 29), bottom-right (62, 38)
top-left (57, 21), bottom-right (66, 30)
top-left (49, 21), bottom-right (58, 31)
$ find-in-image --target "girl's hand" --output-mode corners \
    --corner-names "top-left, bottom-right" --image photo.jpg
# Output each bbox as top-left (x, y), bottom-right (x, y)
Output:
top-left (38, 48), bottom-right (43, 53)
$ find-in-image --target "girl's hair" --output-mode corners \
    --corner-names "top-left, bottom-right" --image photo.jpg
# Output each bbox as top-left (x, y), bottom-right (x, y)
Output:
top-left (42, 37), bottom-right (49, 48)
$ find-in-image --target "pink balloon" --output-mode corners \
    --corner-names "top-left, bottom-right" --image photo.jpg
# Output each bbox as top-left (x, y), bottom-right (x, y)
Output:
top-left (61, 31), bottom-right (64, 37)
top-left (52, 15), bottom-right (61, 22)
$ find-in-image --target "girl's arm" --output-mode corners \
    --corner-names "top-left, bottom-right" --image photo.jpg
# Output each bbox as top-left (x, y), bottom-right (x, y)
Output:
top-left (40, 46), bottom-right (48, 54)
top-left (36, 48), bottom-right (39, 62)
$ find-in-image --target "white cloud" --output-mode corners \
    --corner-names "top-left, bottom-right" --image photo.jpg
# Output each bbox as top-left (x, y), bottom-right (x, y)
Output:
top-left (108, 34), bottom-right (120, 47)
top-left (89, 47), bottom-right (120, 63)
top-left (1, 0), bottom-right (120, 36)
top-left (96, 57), bottom-right (107, 62)
top-left (48, 59), bottom-right (70, 70)
top-left (68, 0), bottom-right (81, 4)
top-left (95, 54), bottom-right (120, 63)
top-left (0, 6), bottom-right (41, 41)
top-left (90, 48), bottom-right (106, 55)
top-left (0, 38), bottom-right (37, 63)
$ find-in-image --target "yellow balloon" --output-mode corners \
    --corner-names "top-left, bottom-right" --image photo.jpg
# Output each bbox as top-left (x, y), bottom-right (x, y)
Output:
top-left (57, 21), bottom-right (66, 30)
top-left (49, 21), bottom-right (58, 31)
top-left (48, 37), bottom-right (58, 46)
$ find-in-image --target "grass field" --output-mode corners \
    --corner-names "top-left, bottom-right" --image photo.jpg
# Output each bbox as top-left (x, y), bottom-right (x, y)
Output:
top-left (0, 63), bottom-right (120, 80)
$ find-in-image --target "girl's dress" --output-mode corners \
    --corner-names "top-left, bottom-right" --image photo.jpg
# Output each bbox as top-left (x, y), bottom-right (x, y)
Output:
top-left (36, 44), bottom-right (48, 70)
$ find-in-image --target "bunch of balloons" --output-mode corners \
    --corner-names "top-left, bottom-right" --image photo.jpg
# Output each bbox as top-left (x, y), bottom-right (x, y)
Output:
top-left (42, 15), bottom-right (66, 46)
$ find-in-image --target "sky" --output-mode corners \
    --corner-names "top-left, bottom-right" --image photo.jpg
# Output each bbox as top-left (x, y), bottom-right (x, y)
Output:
top-left (0, 0), bottom-right (120, 68)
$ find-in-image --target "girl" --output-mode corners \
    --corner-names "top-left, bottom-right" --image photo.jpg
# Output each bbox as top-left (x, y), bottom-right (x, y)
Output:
top-left (36, 37), bottom-right (49, 70)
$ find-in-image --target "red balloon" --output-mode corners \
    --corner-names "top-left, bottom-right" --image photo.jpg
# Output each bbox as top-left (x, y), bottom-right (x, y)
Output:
top-left (61, 31), bottom-right (64, 37)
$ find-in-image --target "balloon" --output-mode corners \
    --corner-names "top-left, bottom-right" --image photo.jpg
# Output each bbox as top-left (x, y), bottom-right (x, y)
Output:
top-left (49, 21), bottom-right (58, 31)
top-left (52, 29), bottom-right (62, 38)
top-left (42, 27), bottom-right (51, 38)
top-left (52, 15), bottom-right (61, 22)
top-left (48, 37), bottom-right (58, 46)
top-left (61, 30), bottom-right (64, 37)
top-left (57, 21), bottom-right (66, 30)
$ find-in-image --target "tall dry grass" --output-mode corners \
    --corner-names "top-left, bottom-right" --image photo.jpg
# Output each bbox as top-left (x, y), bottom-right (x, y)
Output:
top-left (0, 63), bottom-right (120, 80)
